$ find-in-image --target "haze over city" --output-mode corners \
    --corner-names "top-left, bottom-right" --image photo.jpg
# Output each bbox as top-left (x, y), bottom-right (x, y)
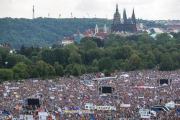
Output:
top-left (0, 0), bottom-right (180, 20)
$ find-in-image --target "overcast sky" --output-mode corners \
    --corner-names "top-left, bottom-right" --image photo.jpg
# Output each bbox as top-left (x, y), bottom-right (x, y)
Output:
top-left (0, 0), bottom-right (179, 20)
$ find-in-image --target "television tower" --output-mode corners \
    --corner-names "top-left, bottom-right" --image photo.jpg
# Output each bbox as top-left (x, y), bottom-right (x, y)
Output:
top-left (33, 5), bottom-right (34, 19)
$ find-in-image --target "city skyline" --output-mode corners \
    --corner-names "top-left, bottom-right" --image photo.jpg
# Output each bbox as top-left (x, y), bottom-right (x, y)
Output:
top-left (0, 0), bottom-right (180, 20)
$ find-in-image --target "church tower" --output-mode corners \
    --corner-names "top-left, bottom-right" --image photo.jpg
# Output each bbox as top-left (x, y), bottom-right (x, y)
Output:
top-left (104, 24), bottom-right (107, 33)
top-left (132, 8), bottom-right (136, 24)
top-left (95, 24), bottom-right (99, 34)
top-left (111, 4), bottom-right (137, 33)
top-left (113, 4), bottom-right (121, 25)
top-left (123, 9), bottom-right (127, 24)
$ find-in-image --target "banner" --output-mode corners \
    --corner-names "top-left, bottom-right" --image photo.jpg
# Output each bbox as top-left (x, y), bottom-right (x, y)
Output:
top-left (96, 106), bottom-right (111, 110)
top-left (9, 87), bottom-right (19, 90)
top-left (120, 104), bottom-right (131, 107)
top-left (141, 115), bottom-right (151, 118)
top-left (64, 110), bottom-right (94, 114)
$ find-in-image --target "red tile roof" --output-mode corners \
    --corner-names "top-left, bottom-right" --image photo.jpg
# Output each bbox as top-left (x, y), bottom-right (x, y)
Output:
top-left (96, 32), bottom-right (110, 39)
top-left (76, 29), bottom-right (81, 34)
top-left (63, 36), bottom-right (74, 40)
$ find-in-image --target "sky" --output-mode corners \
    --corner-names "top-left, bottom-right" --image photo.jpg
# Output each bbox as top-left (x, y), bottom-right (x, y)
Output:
top-left (0, 0), bottom-right (180, 20)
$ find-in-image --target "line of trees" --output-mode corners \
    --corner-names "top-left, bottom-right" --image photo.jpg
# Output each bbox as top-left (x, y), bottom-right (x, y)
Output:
top-left (0, 32), bottom-right (180, 82)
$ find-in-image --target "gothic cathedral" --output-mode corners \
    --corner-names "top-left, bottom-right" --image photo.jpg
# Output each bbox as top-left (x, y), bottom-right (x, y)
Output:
top-left (111, 4), bottom-right (137, 33)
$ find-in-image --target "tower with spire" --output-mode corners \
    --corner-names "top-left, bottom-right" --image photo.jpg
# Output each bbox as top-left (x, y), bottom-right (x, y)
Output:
top-left (104, 24), bottom-right (107, 33)
top-left (95, 24), bottom-right (99, 34)
top-left (111, 4), bottom-right (137, 33)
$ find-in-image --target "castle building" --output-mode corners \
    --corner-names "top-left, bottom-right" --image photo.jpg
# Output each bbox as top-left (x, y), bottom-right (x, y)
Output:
top-left (111, 4), bottom-right (137, 33)
top-left (74, 29), bottom-right (83, 44)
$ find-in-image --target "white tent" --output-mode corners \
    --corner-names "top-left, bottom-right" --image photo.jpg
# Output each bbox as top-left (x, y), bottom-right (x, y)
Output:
top-left (120, 74), bottom-right (129, 78)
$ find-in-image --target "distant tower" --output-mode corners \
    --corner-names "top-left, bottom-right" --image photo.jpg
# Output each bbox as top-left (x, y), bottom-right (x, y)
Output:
top-left (104, 24), bottom-right (107, 33)
top-left (132, 8), bottom-right (136, 24)
top-left (33, 5), bottom-right (34, 19)
top-left (95, 24), bottom-right (99, 34)
top-left (71, 13), bottom-right (73, 18)
top-left (123, 9), bottom-right (127, 24)
top-left (59, 14), bottom-right (61, 19)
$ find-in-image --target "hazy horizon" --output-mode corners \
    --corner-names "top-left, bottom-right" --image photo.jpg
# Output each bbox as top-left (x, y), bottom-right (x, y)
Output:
top-left (0, 0), bottom-right (180, 20)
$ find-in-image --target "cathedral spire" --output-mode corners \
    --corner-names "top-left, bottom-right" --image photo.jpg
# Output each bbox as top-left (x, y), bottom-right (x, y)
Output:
top-left (114, 4), bottom-right (120, 18)
top-left (132, 8), bottom-right (136, 24)
top-left (123, 8), bottom-right (127, 23)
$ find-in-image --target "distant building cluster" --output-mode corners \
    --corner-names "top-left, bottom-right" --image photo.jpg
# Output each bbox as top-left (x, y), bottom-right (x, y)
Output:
top-left (61, 24), bottom-right (110, 45)
top-left (61, 4), bottom-right (180, 45)
top-left (111, 4), bottom-right (137, 33)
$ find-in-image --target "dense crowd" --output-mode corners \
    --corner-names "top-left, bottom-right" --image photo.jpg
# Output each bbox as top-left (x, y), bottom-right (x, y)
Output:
top-left (1, 70), bottom-right (180, 120)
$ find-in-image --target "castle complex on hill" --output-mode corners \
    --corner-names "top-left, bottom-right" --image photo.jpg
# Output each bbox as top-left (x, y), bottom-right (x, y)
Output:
top-left (111, 4), bottom-right (137, 33)
top-left (61, 4), bottom-right (137, 45)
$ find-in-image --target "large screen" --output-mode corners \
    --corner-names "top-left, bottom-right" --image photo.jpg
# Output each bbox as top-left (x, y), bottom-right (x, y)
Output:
top-left (160, 79), bottom-right (168, 85)
top-left (101, 87), bottom-right (113, 93)
top-left (27, 99), bottom-right (39, 105)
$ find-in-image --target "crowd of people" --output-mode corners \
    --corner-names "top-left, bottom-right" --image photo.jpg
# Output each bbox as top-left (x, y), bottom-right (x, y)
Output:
top-left (1, 70), bottom-right (180, 120)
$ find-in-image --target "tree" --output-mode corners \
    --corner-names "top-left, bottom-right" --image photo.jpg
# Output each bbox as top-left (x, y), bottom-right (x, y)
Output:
top-left (129, 54), bottom-right (143, 70)
top-left (68, 52), bottom-right (82, 64)
top-left (0, 69), bottom-right (13, 81)
top-left (84, 40), bottom-right (98, 52)
top-left (115, 45), bottom-right (134, 60)
top-left (0, 54), bottom-right (2, 68)
top-left (98, 57), bottom-right (112, 71)
top-left (86, 49), bottom-right (100, 64)
top-left (42, 49), bottom-right (55, 65)
top-left (48, 64), bottom-right (56, 76)
top-left (12, 62), bottom-right (29, 78)
top-left (20, 45), bottom-right (26, 55)
top-left (104, 69), bottom-right (111, 77)
top-left (159, 53), bottom-right (174, 71)
top-left (5, 55), bottom-right (18, 68)
top-left (31, 68), bottom-right (39, 78)
top-left (72, 65), bottom-right (81, 76)
top-left (92, 59), bottom-right (98, 67)
top-left (146, 51), bottom-right (156, 69)
top-left (64, 43), bottom-right (78, 51)
top-left (54, 62), bottom-right (64, 76)
top-left (15, 54), bottom-right (33, 65)
top-left (35, 60), bottom-right (49, 77)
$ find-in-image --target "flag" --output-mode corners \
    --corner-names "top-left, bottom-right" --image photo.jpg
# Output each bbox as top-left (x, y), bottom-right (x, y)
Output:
top-left (5, 115), bottom-right (11, 119)
top-left (13, 107), bottom-right (19, 111)
top-left (78, 114), bottom-right (83, 118)
top-left (141, 101), bottom-right (146, 105)
top-left (90, 114), bottom-right (95, 120)
top-left (3, 110), bottom-right (10, 115)
top-left (53, 110), bottom-right (58, 115)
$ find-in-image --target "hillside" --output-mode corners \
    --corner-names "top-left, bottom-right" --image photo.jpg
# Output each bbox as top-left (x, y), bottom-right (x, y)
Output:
top-left (0, 18), bottom-right (167, 49)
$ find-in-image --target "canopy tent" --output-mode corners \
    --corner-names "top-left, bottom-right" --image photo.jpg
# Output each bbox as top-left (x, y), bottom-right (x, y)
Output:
top-left (134, 86), bottom-right (156, 89)
top-left (120, 74), bottom-right (129, 77)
